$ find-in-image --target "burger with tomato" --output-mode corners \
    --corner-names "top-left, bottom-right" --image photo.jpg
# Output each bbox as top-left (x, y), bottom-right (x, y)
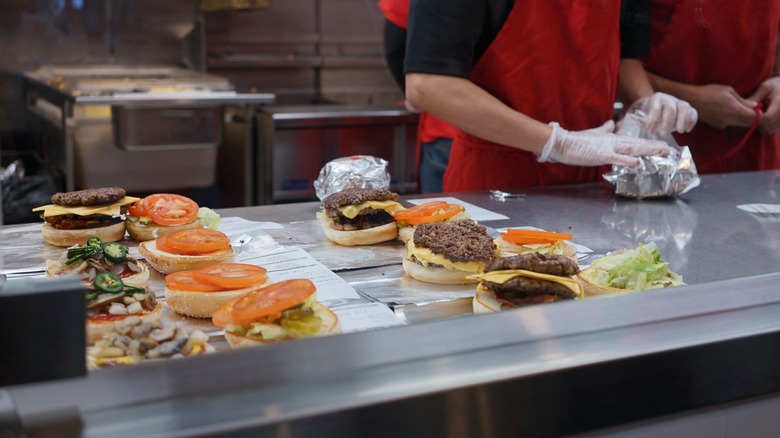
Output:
top-left (495, 228), bottom-right (578, 261)
top-left (212, 279), bottom-right (342, 348)
top-left (317, 188), bottom-right (406, 246)
top-left (394, 200), bottom-right (469, 243)
top-left (139, 228), bottom-right (235, 274)
top-left (126, 193), bottom-right (221, 242)
top-left (33, 187), bottom-right (140, 247)
top-left (164, 263), bottom-right (273, 318)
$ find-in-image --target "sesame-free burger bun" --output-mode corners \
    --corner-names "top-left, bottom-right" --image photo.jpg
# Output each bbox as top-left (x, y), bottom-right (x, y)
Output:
top-left (320, 221), bottom-right (398, 246)
top-left (41, 221), bottom-right (126, 247)
top-left (472, 286), bottom-right (504, 314)
top-left (138, 239), bottom-right (235, 274)
top-left (126, 218), bottom-right (203, 242)
top-left (224, 302), bottom-right (342, 348)
top-left (164, 277), bottom-right (274, 318)
top-left (86, 301), bottom-right (163, 345)
top-left (401, 257), bottom-right (478, 285)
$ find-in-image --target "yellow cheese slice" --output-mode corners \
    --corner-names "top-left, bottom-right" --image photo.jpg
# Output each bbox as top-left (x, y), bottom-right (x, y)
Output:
top-left (32, 196), bottom-right (141, 217)
top-left (467, 269), bottom-right (584, 298)
top-left (406, 240), bottom-right (485, 274)
top-left (338, 200), bottom-right (406, 219)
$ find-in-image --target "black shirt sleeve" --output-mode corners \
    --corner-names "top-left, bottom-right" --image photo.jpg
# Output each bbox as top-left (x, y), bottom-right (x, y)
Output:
top-left (620, 0), bottom-right (651, 59)
top-left (404, 0), bottom-right (489, 78)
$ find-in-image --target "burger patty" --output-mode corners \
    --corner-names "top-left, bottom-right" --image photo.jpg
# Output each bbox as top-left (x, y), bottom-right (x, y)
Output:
top-left (44, 214), bottom-right (123, 230)
top-left (322, 188), bottom-right (398, 210)
top-left (412, 220), bottom-right (495, 263)
top-left (327, 208), bottom-right (395, 230)
top-left (496, 293), bottom-right (559, 307)
top-left (486, 253), bottom-right (580, 277)
top-left (51, 187), bottom-right (126, 206)
top-left (483, 276), bottom-right (578, 300)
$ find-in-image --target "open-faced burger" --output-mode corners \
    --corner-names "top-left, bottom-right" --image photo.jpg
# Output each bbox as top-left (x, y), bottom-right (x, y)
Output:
top-left (212, 279), bottom-right (341, 348)
top-left (139, 228), bottom-right (235, 274)
top-left (126, 193), bottom-right (221, 242)
top-left (394, 200), bottom-right (469, 243)
top-left (164, 263), bottom-right (273, 318)
top-left (495, 228), bottom-right (577, 261)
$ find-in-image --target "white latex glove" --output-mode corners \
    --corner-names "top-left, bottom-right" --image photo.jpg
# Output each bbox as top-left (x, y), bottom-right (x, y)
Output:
top-left (637, 92), bottom-right (698, 137)
top-left (537, 122), bottom-right (675, 167)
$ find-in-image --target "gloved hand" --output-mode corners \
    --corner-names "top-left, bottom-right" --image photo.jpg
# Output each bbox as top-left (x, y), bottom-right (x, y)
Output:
top-left (635, 92), bottom-right (698, 137)
top-left (537, 122), bottom-right (675, 167)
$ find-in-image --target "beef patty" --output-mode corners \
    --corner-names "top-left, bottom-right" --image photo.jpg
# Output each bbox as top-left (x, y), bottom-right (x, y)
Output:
top-left (52, 187), bottom-right (126, 206)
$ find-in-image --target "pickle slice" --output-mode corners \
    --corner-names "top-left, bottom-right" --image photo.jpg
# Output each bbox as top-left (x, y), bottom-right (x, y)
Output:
top-left (280, 315), bottom-right (322, 335)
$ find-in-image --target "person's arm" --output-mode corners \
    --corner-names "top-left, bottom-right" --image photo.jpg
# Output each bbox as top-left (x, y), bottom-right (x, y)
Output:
top-left (405, 73), bottom-right (551, 154)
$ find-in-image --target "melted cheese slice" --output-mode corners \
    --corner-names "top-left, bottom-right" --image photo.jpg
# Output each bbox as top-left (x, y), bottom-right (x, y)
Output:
top-left (32, 196), bottom-right (141, 217)
top-left (338, 200), bottom-right (405, 219)
top-left (406, 240), bottom-right (485, 273)
top-left (468, 269), bottom-right (584, 298)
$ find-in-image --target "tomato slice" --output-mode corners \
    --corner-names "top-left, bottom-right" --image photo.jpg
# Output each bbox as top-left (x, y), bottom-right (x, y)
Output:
top-left (501, 229), bottom-right (573, 245)
top-left (141, 193), bottom-right (199, 226)
top-left (127, 201), bottom-right (148, 217)
top-left (158, 228), bottom-right (230, 255)
top-left (192, 264), bottom-right (267, 289)
top-left (394, 201), bottom-right (462, 224)
top-left (212, 279), bottom-right (316, 327)
top-left (166, 270), bottom-right (225, 292)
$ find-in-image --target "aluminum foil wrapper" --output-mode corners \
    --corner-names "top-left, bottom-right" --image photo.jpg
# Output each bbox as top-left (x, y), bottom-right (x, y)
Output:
top-left (314, 155), bottom-right (392, 201)
top-left (603, 110), bottom-right (700, 199)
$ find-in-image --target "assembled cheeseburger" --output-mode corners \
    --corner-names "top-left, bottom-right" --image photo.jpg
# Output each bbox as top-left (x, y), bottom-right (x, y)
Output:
top-left (317, 188), bottom-right (405, 246)
top-left (33, 187), bottom-right (139, 247)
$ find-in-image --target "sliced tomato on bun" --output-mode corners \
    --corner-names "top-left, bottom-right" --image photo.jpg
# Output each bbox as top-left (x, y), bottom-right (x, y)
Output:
top-left (394, 201), bottom-right (469, 243)
top-left (139, 228), bottom-right (235, 274)
top-left (126, 193), bottom-right (221, 242)
top-left (495, 228), bottom-right (577, 261)
top-left (212, 279), bottom-right (341, 348)
top-left (164, 263), bottom-right (272, 318)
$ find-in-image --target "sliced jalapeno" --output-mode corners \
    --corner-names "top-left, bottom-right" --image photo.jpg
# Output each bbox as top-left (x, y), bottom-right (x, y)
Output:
top-left (101, 241), bottom-right (128, 262)
top-left (93, 272), bottom-right (124, 294)
top-left (87, 236), bottom-right (103, 248)
top-left (65, 246), bottom-right (98, 265)
top-left (122, 284), bottom-right (145, 293)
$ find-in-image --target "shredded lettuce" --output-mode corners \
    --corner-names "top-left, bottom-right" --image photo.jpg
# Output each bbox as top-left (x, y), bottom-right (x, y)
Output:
top-left (197, 207), bottom-right (221, 230)
top-left (588, 242), bottom-right (682, 290)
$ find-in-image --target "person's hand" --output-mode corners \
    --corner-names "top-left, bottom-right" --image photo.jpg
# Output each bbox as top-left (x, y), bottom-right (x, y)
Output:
top-left (635, 92), bottom-right (698, 136)
top-left (537, 122), bottom-right (675, 167)
top-left (748, 76), bottom-right (780, 133)
top-left (690, 84), bottom-right (758, 129)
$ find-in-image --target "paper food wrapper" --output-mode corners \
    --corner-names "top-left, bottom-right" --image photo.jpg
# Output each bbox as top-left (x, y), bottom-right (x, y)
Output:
top-left (603, 108), bottom-right (700, 199)
top-left (313, 155), bottom-right (392, 201)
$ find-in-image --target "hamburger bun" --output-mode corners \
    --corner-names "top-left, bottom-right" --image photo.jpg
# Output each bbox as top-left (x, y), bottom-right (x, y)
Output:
top-left (126, 218), bottom-right (203, 242)
top-left (320, 221), bottom-right (398, 246)
top-left (402, 257), bottom-right (477, 285)
top-left (224, 302), bottom-right (342, 348)
top-left (577, 265), bottom-right (680, 297)
top-left (495, 236), bottom-right (578, 262)
top-left (139, 239), bottom-right (235, 274)
top-left (86, 301), bottom-right (163, 345)
top-left (165, 277), bottom-right (274, 318)
top-left (41, 221), bottom-right (126, 247)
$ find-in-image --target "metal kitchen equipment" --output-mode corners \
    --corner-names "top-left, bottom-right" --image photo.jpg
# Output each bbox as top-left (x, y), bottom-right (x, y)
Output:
top-left (23, 65), bottom-right (274, 195)
top-left (253, 104), bottom-right (419, 205)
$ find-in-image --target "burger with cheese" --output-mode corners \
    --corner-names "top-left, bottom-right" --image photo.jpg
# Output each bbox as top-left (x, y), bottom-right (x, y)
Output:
top-left (33, 187), bottom-right (139, 247)
top-left (470, 252), bottom-right (584, 314)
top-left (403, 220), bottom-right (496, 284)
top-left (317, 188), bottom-right (405, 246)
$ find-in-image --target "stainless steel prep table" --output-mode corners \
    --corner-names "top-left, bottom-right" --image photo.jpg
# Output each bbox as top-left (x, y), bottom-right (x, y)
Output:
top-left (1, 170), bottom-right (780, 437)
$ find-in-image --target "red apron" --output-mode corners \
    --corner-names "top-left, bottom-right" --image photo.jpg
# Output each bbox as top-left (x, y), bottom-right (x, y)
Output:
top-left (442, 0), bottom-right (620, 192)
top-left (642, 0), bottom-right (780, 173)
top-left (378, 0), bottom-right (409, 29)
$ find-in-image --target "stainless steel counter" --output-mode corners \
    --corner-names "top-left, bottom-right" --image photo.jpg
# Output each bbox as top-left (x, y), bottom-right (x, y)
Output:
top-left (1, 170), bottom-right (780, 437)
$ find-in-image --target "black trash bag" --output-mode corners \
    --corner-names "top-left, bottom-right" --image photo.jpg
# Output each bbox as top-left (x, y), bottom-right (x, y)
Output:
top-left (1, 160), bottom-right (59, 225)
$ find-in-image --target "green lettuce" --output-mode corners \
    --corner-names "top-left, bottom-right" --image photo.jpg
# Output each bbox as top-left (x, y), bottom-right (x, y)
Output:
top-left (587, 242), bottom-right (682, 290)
